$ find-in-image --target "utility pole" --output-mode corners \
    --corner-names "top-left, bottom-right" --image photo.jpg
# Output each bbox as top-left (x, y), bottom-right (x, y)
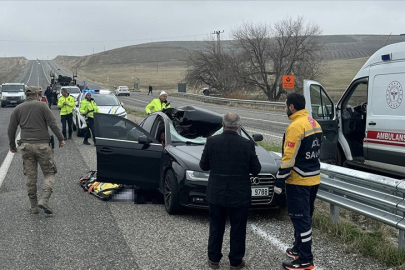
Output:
top-left (212, 30), bottom-right (224, 53)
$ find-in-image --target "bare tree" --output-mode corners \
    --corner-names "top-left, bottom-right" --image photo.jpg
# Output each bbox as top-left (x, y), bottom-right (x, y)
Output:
top-left (233, 17), bottom-right (327, 101)
top-left (185, 39), bottom-right (245, 95)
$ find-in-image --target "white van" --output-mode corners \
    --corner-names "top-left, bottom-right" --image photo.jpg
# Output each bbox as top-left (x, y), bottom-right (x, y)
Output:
top-left (1, 83), bottom-right (27, 107)
top-left (303, 41), bottom-right (405, 178)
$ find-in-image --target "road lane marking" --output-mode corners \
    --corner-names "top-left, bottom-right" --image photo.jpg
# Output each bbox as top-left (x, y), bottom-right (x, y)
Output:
top-left (26, 61), bottom-right (34, 84)
top-left (244, 129), bottom-right (283, 139)
top-left (40, 60), bottom-right (51, 84)
top-left (0, 133), bottom-right (20, 188)
top-left (250, 224), bottom-right (324, 270)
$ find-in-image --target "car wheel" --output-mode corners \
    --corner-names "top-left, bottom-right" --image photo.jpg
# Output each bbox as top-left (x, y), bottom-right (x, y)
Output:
top-left (1, 103), bottom-right (5, 108)
top-left (203, 90), bottom-right (209, 96)
top-left (164, 170), bottom-right (181, 215)
top-left (76, 116), bottom-right (84, 137)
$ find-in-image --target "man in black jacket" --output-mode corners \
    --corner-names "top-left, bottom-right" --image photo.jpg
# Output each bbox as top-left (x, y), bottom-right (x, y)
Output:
top-left (200, 112), bottom-right (261, 270)
top-left (44, 86), bottom-right (53, 108)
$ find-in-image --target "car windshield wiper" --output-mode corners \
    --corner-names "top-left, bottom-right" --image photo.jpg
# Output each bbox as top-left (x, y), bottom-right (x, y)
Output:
top-left (171, 140), bottom-right (205, 145)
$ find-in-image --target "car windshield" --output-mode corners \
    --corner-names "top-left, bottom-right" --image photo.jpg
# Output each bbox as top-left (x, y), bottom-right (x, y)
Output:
top-left (65, 88), bottom-right (81, 94)
top-left (2, 85), bottom-right (25, 92)
top-left (168, 118), bottom-right (250, 144)
top-left (82, 94), bottom-right (120, 106)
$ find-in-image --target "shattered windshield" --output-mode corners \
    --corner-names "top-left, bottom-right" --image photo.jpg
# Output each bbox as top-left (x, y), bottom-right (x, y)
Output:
top-left (168, 118), bottom-right (250, 144)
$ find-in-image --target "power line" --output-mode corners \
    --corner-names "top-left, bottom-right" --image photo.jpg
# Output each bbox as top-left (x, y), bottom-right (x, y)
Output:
top-left (0, 33), bottom-right (211, 44)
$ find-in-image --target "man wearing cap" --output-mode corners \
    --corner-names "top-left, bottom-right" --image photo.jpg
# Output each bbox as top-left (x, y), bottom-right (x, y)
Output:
top-left (8, 86), bottom-right (65, 215)
top-left (57, 88), bottom-right (75, 140)
top-left (145, 90), bottom-right (170, 114)
top-left (199, 112), bottom-right (261, 270)
top-left (80, 91), bottom-right (100, 145)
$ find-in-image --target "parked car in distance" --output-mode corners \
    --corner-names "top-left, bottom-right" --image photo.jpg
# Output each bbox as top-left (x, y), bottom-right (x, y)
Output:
top-left (202, 87), bottom-right (220, 96)
top-left (94, 105), bottom-right (284, 215)
top-left (115, 86), bottom-right (130, 96)
top-left (73, 89), bottom-right (127, 137)
top-left (1, 83), bottom-right (27, 107)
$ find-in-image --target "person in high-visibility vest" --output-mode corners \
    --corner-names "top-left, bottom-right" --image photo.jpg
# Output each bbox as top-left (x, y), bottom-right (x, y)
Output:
top-left (80, 92), bottom-right (100, 145)
top-left (57, 88), bottom-right (75, 140)
top-left (145, 91), bottom-right (170, 114)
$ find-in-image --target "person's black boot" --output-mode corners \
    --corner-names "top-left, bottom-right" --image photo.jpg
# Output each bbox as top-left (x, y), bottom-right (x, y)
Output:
top-left (83, 140), bottom-right (91, 145)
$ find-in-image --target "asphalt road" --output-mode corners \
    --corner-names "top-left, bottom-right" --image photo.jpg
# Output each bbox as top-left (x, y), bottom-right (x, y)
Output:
top-left (0, 60), bottom-right (386, 269)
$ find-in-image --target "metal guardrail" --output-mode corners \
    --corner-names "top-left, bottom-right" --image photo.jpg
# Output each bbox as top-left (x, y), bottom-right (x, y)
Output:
top-left (172, 92), bottom-right (285, 109)
top-left (272, 152), bottom-right (405, 250)
top-left (318, 163), bottom-right (405, 250)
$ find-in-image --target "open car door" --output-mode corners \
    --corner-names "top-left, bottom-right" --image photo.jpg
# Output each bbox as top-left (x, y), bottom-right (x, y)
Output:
top-left (94, 113), bottom-right (164, 188)
top-left (303, 80), bottom-right (339, 162)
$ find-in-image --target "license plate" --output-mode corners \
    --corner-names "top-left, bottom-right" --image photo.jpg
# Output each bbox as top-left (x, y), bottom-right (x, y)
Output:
top-left (251, 187), bottom-right (269, 197)
top-left (10, 101), bottom-right (17, 103)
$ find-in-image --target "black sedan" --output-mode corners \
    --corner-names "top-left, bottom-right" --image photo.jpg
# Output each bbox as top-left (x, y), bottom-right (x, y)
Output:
top-left (94, 106), bottom-right (285, 214)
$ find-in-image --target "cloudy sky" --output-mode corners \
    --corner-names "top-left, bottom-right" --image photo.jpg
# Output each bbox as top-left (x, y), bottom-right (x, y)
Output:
top-left (1, 1), bottom-right (404, 59)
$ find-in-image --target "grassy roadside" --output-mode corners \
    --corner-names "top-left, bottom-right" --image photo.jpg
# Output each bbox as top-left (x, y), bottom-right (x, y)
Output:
top-left (257, 141), bottom-right (405, 269)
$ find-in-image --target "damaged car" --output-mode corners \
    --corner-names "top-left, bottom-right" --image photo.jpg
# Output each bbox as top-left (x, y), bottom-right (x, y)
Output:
top-left (94, 106), bottom-right (285, 215)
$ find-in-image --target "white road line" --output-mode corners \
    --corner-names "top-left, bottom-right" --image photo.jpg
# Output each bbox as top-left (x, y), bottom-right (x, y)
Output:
top-left (242, 116), bottom-right (288, 126)
top-left (26, 61), bottom-right (34, 84)
top-left (250, 224), bottom-right (324, 270)
top-left (0, 152), bottom-right (14, 188)
top-left (244, 128), bottom-right (283, 139)
top-left (40, 60), bottom-right (51, 84)
top-left (0, 133), bottom-right (20, 188)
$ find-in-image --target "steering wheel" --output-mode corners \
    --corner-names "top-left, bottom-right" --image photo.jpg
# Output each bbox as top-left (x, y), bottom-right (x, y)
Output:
top-left (361, 102), bottom-right (367, 113)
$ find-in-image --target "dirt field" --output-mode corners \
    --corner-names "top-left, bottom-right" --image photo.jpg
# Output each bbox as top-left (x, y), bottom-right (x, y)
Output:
top-left (0, 57), bottom-right (29, 84)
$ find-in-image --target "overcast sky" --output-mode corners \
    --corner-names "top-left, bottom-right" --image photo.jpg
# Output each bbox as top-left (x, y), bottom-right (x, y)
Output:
top-left (1, 1), bottom-right (404, 59)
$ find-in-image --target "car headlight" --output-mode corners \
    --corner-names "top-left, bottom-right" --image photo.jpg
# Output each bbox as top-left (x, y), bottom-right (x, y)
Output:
top-left (186, 170), bottom-right (209, 181)
top-left (117, 111), bottom-right (127, 117)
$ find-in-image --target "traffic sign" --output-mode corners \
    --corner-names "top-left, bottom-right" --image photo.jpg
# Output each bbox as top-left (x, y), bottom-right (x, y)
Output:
top-left (282, 75), bottom-right (295, 89)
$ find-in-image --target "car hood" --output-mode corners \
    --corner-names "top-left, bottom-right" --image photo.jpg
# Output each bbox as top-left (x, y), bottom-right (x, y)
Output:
top-left (98, 106), bottom-right (126, 115)
top-left (169, 144), bottom-right (279, 174)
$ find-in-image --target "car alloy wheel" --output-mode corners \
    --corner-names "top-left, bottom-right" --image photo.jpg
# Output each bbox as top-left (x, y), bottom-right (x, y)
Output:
top-left (164, 170), bottom-right (180, 215)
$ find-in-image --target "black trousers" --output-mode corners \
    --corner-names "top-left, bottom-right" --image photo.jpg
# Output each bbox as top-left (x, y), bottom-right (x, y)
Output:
top-left (47, 97), bottom-right (52, 108)
top-left (286, 184), bottom-right (319, 262)
top-left (208, 203), bottom-right (249, 267)
top-left (84, 117), bottom-right (95, 142)
top-left (60, 113), bottom-right (73, 138)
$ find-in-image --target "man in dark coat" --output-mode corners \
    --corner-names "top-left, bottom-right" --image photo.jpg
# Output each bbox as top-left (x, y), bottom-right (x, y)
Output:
top-left (44, 86), bottom-right (53, 108)
top-left (200, 112), bottom-right (261, 270)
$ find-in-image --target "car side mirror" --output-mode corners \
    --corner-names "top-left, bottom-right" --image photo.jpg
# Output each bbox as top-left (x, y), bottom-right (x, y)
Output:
top-left (121, 102), bottom-right (124, 106)
top-left (252, 134), bottom-right (263, 142)
top-left (138, 135), bottom-right (153, 144)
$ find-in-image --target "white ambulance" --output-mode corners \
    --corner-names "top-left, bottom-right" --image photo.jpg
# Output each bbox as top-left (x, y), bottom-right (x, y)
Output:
top-left (303, 41), bottom-right (405, 178)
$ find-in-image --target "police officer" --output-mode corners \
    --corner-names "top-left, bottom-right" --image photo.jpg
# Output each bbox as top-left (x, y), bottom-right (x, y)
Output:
top-left (8, 86), bottom-right (65, 215)
top-left (80, 92), bottom-right (100, 145)
top-left (275, 93), bottom-right (322, 270)
top-left (57, 88), bottom-right (75, 140)
top-left (145, 90), bottom-right (170, 114)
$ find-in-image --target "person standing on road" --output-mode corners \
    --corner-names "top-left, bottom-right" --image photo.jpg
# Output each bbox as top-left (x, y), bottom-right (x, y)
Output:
top-left (275, 93), bottom-right (322, 270)
top-left (145, 90), bottom-right (170, 114)
top-left (80, 92), bottom-right (100, 145)
top-left (7, 86), bottom-right (65, 215)
top-left (57, 88), bottom-right (75, 140)
top-left (44, 86), bottom-right (53, 108)
top-left (148, 85), bottom-right (153, 95)
top-left (200, 112), bottom-right (261, 270)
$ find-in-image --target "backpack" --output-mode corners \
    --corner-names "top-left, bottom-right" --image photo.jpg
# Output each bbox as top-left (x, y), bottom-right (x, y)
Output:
top-left (79, 171), bottom-right (124, 201)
